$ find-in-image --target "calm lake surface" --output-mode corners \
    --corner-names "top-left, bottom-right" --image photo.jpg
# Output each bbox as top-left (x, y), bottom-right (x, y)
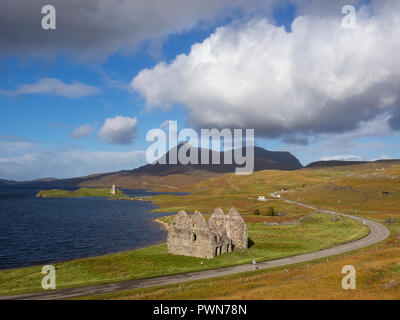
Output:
top-left (0, 185), bottom-right (184, 270)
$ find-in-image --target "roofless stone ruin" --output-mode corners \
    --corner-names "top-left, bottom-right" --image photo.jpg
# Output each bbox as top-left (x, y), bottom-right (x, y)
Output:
top-left (167, 207), bottom-right (248, 259)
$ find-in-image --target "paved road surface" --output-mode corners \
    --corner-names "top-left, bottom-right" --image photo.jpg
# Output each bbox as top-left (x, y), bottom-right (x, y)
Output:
top-left (0, 194), bottom-right (390, 300)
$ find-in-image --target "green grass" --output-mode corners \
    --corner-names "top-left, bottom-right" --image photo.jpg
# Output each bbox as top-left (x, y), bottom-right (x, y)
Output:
top-left (36, 187), bottom-right (127, 198)
top-left (4, 163), bottom-right (396, 298)
top-left (0, 213), bottom-right (368, 296)
top-left (83, 221), bottom-right (400, 300)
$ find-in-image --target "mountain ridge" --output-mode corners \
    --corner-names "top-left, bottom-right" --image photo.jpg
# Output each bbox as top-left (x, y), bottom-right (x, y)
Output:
top-left (1, 145), bottom-right (303, 190)
top-left (133, 144), bottom-right (303, 175)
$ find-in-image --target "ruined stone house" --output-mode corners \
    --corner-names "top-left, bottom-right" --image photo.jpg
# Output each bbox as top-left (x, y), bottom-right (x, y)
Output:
top-left (167, 207), bottom-right (248, 259)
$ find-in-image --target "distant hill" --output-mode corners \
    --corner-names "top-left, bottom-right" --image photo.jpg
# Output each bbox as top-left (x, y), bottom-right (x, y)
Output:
top-left (0, 179), bottom-right (17, 185)
top-left (8, 145), bottom-right (303, 190)
top-left (31, 177), bottom-right (58, 182)
top-left (76, 144), bottom-right (303, 190)
top-left (306, 159), bottom-right (400, 168)
top-left (133, 143), bottom-right (303, 175)
top-left (253, 147), bottom-right (303, 169)
top-left (306, 160), bottom-right (368, 168)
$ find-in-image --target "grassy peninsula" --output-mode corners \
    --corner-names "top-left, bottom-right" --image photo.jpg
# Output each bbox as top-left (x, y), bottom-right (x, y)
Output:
top-left (36, 187), bottom-right (127, 199)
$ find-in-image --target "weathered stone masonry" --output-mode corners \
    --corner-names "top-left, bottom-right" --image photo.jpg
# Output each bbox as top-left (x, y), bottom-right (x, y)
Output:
top-left (167, 207), bottom-right (248, 259)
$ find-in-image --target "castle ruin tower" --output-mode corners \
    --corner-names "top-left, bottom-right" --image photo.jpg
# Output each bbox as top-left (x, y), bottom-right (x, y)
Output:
top-left (110, 184), bottom-right (117, 195)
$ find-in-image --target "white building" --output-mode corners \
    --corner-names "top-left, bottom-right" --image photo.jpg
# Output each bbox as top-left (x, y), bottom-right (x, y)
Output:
top-left (257, 196), bottom-right (266, 201)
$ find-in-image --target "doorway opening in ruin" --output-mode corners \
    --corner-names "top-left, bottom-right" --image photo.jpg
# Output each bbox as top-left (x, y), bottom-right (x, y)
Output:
top-left (193, 233), bottom-right (197, 241)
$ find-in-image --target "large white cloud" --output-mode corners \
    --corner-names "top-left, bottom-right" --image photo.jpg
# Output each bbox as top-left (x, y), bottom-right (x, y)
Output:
top-left (132, 1), bottom-right (400, 141)
top-left (98, 116), bottom-right (139, 145)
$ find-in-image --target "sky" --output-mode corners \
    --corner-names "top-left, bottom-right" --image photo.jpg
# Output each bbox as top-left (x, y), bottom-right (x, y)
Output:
top-left (1, 0), bottom-right (400, 181)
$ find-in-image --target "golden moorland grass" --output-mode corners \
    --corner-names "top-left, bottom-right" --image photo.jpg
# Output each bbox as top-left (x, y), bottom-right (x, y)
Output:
top-left (86, 222), bottom-right (400, 300)
top-left (150, 161), bottom-right (400, 220)
top-left (2, 162), bottom-right (399, 299)
top-left (83, 162), bottom-right (400, 300)
top-left (0, 212), bottom-right (367, 296)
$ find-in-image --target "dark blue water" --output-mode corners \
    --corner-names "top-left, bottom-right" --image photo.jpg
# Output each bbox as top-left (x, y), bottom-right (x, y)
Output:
top-left (0, 185), bottom-right (184, 270)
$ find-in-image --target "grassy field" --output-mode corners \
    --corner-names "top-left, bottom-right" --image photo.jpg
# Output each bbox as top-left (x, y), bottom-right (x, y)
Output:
top-left (0, 213), bottom-right (368, 296)
top-left (3, 162), bottom-right (398, 298)
top-left (85, 221), bottom-right (400, 300)
top-left (149, 161), bottom-right (400, 220)
top-left (75, 161), bottom-right (400, 300)
top-left (36, 187), bottom-right (127, 198)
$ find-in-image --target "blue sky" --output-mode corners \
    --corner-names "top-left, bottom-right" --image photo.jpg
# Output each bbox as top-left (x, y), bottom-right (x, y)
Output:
top-left (1, 0), bottom-right (399, 180)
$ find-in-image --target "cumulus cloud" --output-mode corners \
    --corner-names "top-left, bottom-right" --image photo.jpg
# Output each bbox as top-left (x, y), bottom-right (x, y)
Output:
top-left (71, 124), bottom-right (95, 139)
top-left (98, 116), bottom-right (138, 144)
top-left (0, 136), bottom-right (146, 181)
top-left (0, 0), bottom-right (277, 60)
top-left (1, 78), bottom-right (100, 98)
top-left (132, 1), bottom-right (400, 141)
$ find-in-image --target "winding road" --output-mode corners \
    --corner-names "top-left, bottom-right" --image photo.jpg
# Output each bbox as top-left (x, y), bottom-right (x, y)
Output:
top-left (1, 193), bottom-right (390, 300)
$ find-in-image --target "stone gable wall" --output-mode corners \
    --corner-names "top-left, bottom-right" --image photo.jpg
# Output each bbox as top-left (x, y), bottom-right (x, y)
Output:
top-left (167, 207), bottom-right (248, 259)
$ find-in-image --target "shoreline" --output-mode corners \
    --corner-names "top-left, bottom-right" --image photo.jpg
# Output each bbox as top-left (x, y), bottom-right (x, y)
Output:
top-left (1, 186), bottom-right (174, 271)
top-left (153, 218), bottom-right (169, 230)
top-left (0, 209), bottom-right (373, 297)
top-left (0, 212), bottom-right (385, 300)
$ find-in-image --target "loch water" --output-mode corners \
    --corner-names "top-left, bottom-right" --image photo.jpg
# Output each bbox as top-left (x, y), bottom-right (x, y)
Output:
top-left (0, 185), bottom-right (182, 270)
